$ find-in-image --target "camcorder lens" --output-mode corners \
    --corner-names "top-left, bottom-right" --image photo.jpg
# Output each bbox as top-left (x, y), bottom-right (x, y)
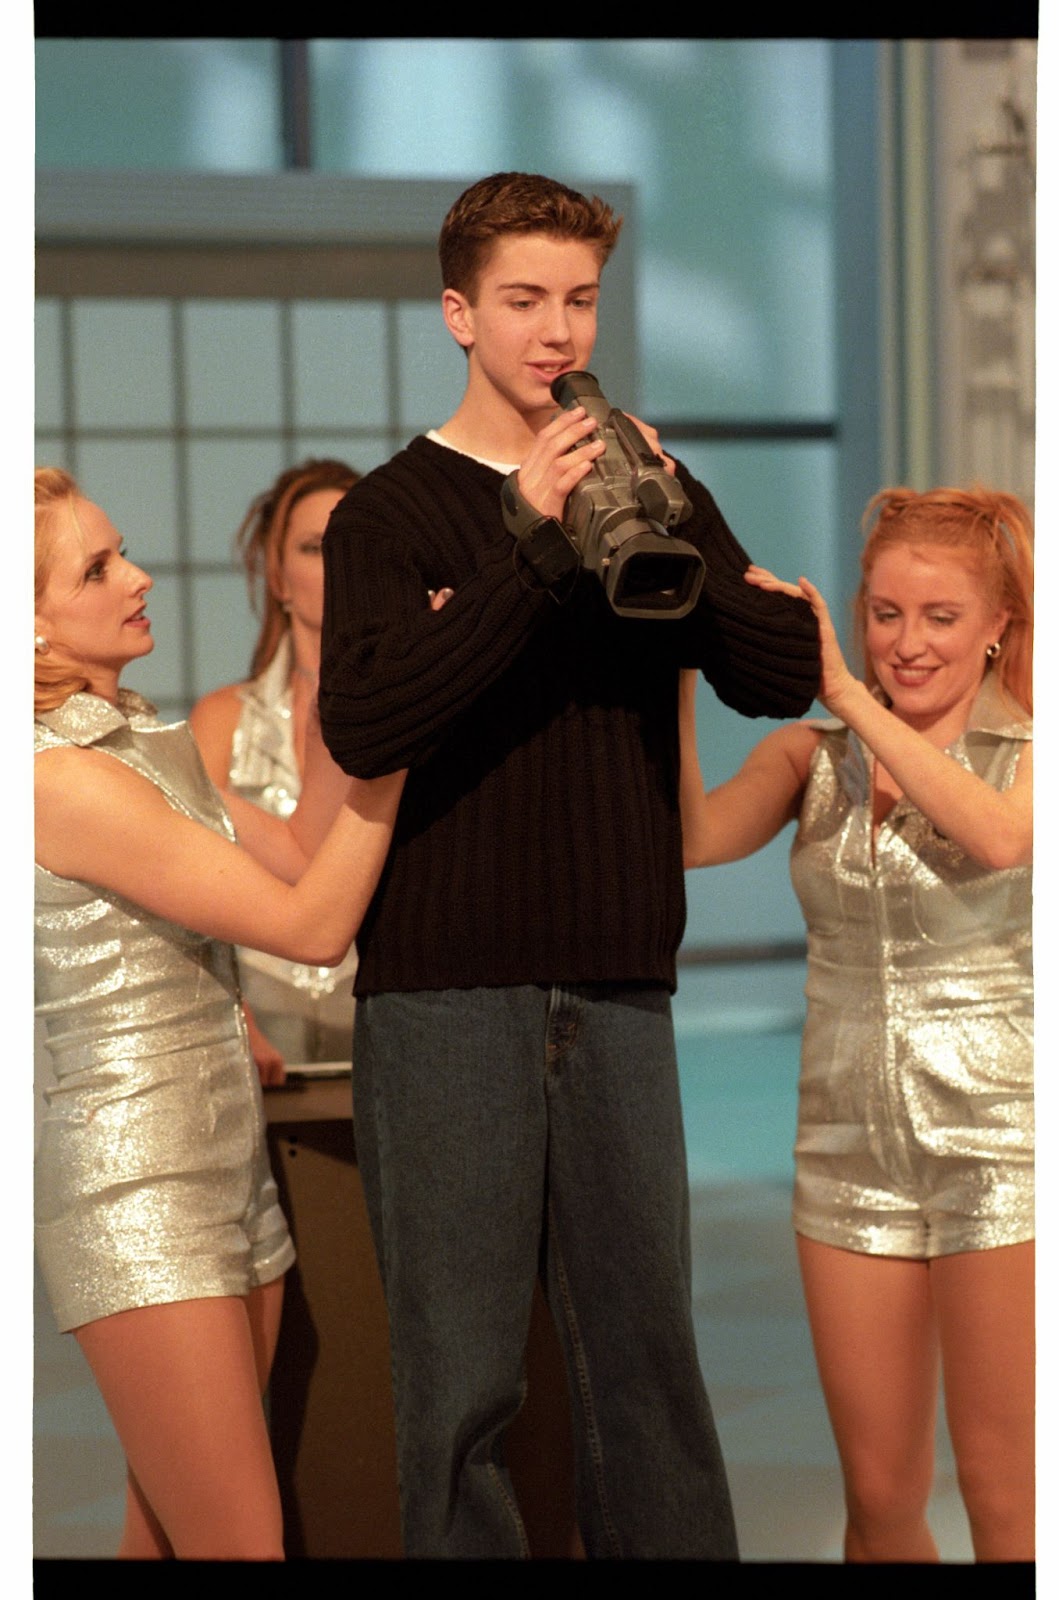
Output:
top-left (613, 552), bottom-right (701, 610)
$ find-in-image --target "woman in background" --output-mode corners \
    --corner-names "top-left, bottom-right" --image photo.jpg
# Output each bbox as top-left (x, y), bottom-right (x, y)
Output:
top-left (191, 459), bottom-right (360, 1075)
top-left (680, 486), bottom-right (1033, 1562)
top-left (34, 467), bottom-right (414, 1557)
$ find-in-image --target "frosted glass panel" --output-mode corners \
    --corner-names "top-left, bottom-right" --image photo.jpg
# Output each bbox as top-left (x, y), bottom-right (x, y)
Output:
top-left (291, 302), bottom-right (390, 430)
top-left (311, 38), bottom-right (833, 419)
top-left (313, 39), bottom-right (510, 178)
top-left (35, 39), bottom-right (282, 171)
top-left (71, 302), bottom-right (174, 429)
top-left (292, 433), bottom-right (395, 477)
top-left (35, 435), bottom-right (72, 474)
top-left (75, 441), bottom-right (181, 566)
top-left (186, 438), bottom-right (287, 565)
top-left (676, 440), bottom-right (839, 608)
top-left (191, 572), bottom-right (261, 697)
top-left (35, 300), bottom-right (64, 432)
top-left (183, 302), bottom-right (283, 429)
top-left (395, 303), bottom-right (466, 431)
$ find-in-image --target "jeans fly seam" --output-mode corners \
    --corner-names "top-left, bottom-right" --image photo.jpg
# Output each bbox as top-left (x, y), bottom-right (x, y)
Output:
top-left (544, 983), bottom-right (582, 1073)
top-left (548, 1197), bottom-right (622, 1556)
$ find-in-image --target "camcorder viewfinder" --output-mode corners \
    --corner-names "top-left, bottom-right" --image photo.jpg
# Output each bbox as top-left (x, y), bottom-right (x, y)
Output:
top-left (551, 370), bottom-right (705, 620)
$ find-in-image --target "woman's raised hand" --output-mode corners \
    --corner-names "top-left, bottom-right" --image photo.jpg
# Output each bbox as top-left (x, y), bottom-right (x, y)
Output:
top-left (744, 565), bottom-right (859, 716)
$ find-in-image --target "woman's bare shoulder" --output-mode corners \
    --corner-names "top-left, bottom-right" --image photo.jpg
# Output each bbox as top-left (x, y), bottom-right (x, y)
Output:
top-left (35, 744), bottom-right (174, 870)
top-left (188, 682), bottom-right (246, 785)
top-left (35, 741), bottom-right (165, 810)
top-left (189, 681), bottom-right (246, 728)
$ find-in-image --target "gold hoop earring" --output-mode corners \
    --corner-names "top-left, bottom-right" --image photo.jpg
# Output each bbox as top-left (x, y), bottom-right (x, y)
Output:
top-left (35, 635), bottom-right (50, 655)
top-left (985, 641), bottom-right (1002, 661)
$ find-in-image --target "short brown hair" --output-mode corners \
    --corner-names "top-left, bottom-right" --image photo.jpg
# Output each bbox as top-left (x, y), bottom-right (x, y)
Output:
top-left (855, 485), bottom-right (1034, 717)
top-left (439, 172), bottom-right (622, 301)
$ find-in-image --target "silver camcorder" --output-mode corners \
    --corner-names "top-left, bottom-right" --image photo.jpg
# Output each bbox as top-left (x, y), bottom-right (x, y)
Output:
top-left (551, 370), bottom-right (705, 620)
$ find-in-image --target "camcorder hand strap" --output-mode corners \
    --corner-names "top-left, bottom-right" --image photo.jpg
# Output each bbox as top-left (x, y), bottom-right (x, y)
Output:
top-left (500, 471), bottom-right (582, 598)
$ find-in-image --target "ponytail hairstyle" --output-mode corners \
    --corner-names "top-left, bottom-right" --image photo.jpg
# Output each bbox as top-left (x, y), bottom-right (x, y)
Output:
top-left (237, 458), bottom-right (359, 679)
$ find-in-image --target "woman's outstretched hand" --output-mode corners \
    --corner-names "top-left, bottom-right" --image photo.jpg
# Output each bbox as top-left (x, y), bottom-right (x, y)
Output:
top-left (744, 565), bottom-right (859, 716)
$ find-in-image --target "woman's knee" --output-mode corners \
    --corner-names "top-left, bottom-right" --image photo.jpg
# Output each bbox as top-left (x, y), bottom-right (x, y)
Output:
top-left (954, 1448), bottom-right (1034, 1559)
top-left (842, 1447), bottom-right (933, 1538)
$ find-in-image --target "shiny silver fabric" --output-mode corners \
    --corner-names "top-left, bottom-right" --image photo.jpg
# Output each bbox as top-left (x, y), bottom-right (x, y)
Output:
top-left (789, 676), bottom-right (1033, 1258)
top-left (228, 638), bottom-right (356, 1060)
top-left (35, 689), bottom-right (295, 1332)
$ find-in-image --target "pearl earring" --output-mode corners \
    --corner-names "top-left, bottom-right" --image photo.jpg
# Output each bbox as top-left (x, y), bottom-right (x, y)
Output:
top-left (985, 641), bottom-right (1002, 661)
top-left (35, 635), bottom-right (50, 655)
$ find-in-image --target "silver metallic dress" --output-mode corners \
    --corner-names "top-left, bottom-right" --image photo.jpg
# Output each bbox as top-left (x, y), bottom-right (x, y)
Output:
top-left (228, 638), bottom-right (357, 1063)
top-left (35, 689), bottom-right (295, 1333)
top-left (789, 676), bottom-right (1033, 1259)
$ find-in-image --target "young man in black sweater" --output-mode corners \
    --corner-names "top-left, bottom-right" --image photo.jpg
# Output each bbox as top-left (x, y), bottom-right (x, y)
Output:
top-left (320, 171), bottom-right (819, 1558)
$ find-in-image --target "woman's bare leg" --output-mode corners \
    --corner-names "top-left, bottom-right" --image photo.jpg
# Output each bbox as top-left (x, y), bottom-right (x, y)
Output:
top-left (107, 1278), bottom-right (286, 1558)
top-left (246, 1276), bottom-right (285, 1392)
top-left (797, 1235), bottom-right (940, 1561)
top-left (76, 1292), bottom-right (285, 1560)
top-left (118, 1467), bottom-right (172, 1559)
top-left (931, 1241), bottom-right (1035, 1561)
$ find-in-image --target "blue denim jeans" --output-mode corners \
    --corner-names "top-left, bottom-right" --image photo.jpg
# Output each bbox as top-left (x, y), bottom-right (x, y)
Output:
top-left (353, 982), bottom-right (738, 1559)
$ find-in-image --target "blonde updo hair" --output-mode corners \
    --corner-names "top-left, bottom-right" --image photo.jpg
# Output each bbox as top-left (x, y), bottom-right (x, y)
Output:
top-left (855, 485), bottom-right (1033, 718)
top-left (35, 467), bottom-right (93, 715)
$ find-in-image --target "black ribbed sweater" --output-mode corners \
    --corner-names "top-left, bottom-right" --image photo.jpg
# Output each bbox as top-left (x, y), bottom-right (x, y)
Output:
top-left (320, 435), bottom-right (819, 995)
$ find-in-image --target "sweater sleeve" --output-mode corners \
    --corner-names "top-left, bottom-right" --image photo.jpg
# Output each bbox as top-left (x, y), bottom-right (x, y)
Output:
top-left (318, 449), bottom-right (552, 777)
top-left (673, 466), bottom-right (821, 718)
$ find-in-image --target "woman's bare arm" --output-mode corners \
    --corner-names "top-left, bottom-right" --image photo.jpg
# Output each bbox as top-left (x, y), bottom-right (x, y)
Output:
top-left (218, 709), bottom-right (355, 882)
top-left (35, 746), bottom-right (403, 966)
top-left (679, 668), bottom-right (817, 868)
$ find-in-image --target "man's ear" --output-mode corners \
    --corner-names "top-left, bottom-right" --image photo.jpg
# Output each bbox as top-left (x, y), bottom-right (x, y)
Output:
top-left (442, 288), bottom-right (475, 350)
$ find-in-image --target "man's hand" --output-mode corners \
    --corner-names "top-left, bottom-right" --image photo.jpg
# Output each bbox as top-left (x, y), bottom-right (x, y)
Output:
top-left (517, 404), bottom-right (605, 522)
top-left (623, 412), bottom-right (677, 477)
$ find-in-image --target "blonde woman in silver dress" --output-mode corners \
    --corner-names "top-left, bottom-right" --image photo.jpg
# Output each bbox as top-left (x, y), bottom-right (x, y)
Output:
top-left (190, 460), bottom-right (361, 1078)
top-left (680, 487), bottom-right (1033, 1562)
top-left (34, 468), bottom-right (422, 1559)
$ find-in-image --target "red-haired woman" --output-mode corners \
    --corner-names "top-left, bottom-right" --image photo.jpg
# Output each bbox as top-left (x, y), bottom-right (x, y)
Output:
top-left (680, 487), bottom-right (1033, 1562)
top-left (191, 460), bottom-right (360, 1074)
